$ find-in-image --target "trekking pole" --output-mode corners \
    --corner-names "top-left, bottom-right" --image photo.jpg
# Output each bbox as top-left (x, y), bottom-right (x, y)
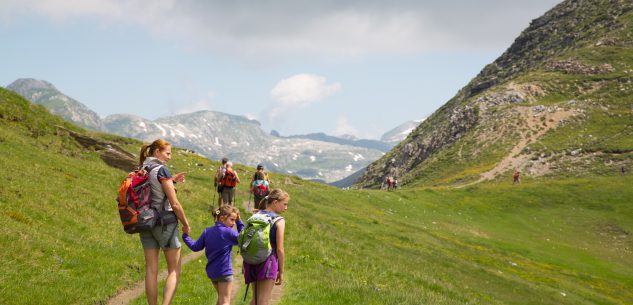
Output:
top-left (212, 184), bottom-right (216, 212)
top-left (243, 283), bottom-right (250, 302)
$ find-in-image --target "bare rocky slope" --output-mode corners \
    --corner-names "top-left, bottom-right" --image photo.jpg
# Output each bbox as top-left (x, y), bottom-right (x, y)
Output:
top-left (356, 0), bottom-right (633, 188)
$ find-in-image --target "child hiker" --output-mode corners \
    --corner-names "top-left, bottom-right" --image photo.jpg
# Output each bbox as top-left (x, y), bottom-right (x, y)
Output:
top-left (243, 189), bottom-right (289, 305)
top-left (182, 205), bottom-right (244, 305)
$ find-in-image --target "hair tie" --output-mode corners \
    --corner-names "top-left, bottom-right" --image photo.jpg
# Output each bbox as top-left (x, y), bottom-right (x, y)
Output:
top-left (214, 210), bottom-right (220, 215)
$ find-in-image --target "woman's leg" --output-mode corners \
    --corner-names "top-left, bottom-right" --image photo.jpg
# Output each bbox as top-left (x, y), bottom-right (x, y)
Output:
top-left (162, 248), bottom-right (182, 305)
top-left (250, 279), bottom-right (275, 305)
top-left (216, 281), bottom-right (232, 305)
top-left (144, 249), bottom-right (160, 305)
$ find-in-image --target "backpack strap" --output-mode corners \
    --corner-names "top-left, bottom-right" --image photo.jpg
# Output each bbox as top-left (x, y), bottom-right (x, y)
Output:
top-left (146, 164), bottom-right (170, 212)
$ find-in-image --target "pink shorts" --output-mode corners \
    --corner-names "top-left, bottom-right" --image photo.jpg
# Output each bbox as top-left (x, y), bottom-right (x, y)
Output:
top-left (243, 254), bottom-right (278, 284)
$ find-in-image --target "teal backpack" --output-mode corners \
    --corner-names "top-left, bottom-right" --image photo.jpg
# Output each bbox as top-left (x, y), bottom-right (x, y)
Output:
top-left (238, 213), bottom-right (283, 264)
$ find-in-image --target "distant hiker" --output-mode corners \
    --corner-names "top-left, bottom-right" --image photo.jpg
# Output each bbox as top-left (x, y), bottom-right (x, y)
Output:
top-left (251, 171), bottom-right (270, 210)
top-left (182, 205), bottom-right (244, 305)
top-left (386, 176), bottom-right (394, 191)
top-left (138, 139), bottom-right (191, 305)
top-left (214, 158), bottom-right (229, 207)
top-left (622, 166), bottom-right (626, 176)
top-left (242, 189), bottom-right (289, 305)
top-left (393, 178), bottom-right (398, 190)
top-left (221, 161), bottom-right (240, 206)
top-left (513, 170), bottom-right (521, 184)
top-left (252, 163), bottom-right (271, 185)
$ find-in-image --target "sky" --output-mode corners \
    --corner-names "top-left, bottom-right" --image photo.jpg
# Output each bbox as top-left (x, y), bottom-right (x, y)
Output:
top-left (0, 0), bottom-right (561, 139)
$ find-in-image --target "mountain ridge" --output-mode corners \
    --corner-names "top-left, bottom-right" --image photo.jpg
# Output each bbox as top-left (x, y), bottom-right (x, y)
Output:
top-left (356, 0), bottom-right (633, 188)
top-left (5, 79), bottom-right (394, 182)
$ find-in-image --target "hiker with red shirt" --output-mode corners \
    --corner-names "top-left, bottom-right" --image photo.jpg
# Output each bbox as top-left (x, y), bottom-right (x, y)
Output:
top-left (138, 139), bottom-right (191, 305)
top-left (221, 161), bottom-right (240, 206)
top-left (513, 170), bottom-right (521, 184)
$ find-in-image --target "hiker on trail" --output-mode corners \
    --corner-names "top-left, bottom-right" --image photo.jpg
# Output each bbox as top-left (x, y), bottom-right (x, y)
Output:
top-left (214, 158), bottom-right (229, 207)
top-left (221, 161), bottom-right (240, 206)
top-left (393, 178), bottom-right (398, 190)
top-left (182, 205), bottom-right (244, 305)
top-left (138, 139), bottom-right (191, 305)
top-left (386, 176), bottom-right (394, 190)
top-left (252, 164), bottom-right (271, 185)
top-left (251, 171), bottom-right (270, 210)
top-left (622, 166), bottom-right (626, 176)
top-left (513, 170), bottom-right (521, 184)
top-left (243, 189), bottom-right (289, 305)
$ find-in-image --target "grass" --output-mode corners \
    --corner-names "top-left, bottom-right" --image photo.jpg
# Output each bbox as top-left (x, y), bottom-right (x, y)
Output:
top-left (125, 174), bottom-right (633, 305)
top-left (0, 90), bottom-right (246, 304)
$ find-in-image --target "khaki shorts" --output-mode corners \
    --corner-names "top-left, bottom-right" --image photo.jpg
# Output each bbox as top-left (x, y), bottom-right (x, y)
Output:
top-left (139, 222), bottom-right (181, 250)
top-left (222, 187), bottom-right (235, 204)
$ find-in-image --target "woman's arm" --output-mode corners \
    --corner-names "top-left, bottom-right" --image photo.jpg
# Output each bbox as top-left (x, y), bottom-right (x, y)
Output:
top-left (161, 179), bottom-right (191, 235)
top-left (275, 219), bottom-right (286, 285)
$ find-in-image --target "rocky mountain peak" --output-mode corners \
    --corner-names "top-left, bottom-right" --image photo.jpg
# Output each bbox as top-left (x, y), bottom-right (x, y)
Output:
top-left (356, 0), bottom-right (633, 188)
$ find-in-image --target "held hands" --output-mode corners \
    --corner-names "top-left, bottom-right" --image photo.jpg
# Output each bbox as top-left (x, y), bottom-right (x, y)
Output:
top-left (173, 172), bottom-right (187, 183)
top-left (182, 224), bottom-right (191, 235)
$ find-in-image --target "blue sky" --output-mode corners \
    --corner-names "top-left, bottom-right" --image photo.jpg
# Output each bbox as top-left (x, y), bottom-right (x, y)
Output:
top-left (0, 0), bottom-right (561, 139)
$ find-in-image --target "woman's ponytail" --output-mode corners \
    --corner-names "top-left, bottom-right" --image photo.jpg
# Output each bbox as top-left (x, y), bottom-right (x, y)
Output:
top-left (139, 144), bottom-right (151, 166)
top-left (139, 139), bottom-right (171, 166)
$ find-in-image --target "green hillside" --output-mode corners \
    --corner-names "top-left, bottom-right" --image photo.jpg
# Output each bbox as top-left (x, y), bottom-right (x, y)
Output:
top-left (357, 0), bottom-right (633, 188)
top-left (0, 89), bottom-right (238, 304)
top-left (2, 87), bottom-right (632, 304)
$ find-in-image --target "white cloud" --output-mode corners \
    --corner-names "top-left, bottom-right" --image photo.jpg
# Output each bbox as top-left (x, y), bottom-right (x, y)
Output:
top-left (269, 74), bottom-right (340, 119)
top-left (271, 74), bottom-right (340, 106)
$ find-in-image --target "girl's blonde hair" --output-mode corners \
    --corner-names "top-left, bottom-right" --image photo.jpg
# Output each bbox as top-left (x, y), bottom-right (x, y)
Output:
top-left (139, 139), bottom-right (171, 166)
top-left (213, 205), bottom-right (239, 221)
top-left (259, 189), bottom-right (289, 208)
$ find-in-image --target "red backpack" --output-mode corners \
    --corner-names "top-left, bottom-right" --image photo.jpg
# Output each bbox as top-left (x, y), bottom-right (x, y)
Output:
top-left (252, 179), bottom-right (269, 197)
top-left (221, 168), bottom-right (238, 188)
top-left (117, 164), bottom-right (161, 234)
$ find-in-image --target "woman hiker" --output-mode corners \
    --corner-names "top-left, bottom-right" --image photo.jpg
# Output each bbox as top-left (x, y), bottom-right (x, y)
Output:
top-left (138, 139), bottom-right (192, 305)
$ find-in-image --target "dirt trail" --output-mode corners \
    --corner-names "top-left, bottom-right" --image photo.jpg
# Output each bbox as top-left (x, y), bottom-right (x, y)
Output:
top-left (461, 107), bottom-right (575, 187)
top-left (107, 251), bottom-right (205, 305)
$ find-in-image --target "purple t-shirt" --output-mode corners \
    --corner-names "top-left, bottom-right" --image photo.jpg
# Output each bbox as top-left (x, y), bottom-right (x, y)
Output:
top-left (182, 220), bottom-right (244, 278)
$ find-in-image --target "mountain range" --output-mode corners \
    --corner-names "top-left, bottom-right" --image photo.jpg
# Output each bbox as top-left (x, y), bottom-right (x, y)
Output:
top-left (6, 78), bottom-right (418, 182)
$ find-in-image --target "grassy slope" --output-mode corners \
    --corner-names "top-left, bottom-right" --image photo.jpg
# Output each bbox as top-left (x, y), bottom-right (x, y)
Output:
top-left (132, 176), bottom-right (633, 305)
top-left (0, 89), bottom-right (245, 304)
top-left (2, 88), bottom-right (632, 305)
